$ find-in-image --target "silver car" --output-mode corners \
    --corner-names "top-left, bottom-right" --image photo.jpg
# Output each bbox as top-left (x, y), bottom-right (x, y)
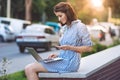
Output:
top-left (0, 23), bottom-right (15, 42)
top-left (16, 24), bottom-right (59, 53)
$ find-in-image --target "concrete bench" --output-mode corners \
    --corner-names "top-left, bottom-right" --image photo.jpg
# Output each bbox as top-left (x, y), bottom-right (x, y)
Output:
top-left (39, 45), bottom-right (120, 80)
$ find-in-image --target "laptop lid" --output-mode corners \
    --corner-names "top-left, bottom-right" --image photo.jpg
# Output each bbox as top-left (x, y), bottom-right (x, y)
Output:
top-left (26, 47), bottom-right (42, 61)
top-left (26, 47), bottom-right (63, 63)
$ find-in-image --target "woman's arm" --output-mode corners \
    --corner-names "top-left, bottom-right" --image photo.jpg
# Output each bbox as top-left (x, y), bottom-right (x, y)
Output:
top-left (69, 45), bottom-right (92, 53)
top-left (56, 45), bottom-right (92, 54)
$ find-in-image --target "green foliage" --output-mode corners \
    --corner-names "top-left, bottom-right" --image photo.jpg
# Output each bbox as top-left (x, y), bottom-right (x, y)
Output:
top-left (8, 71), bottom-right (27, 80)
top-left (0, 57), bottom-right (11, 80)
top-left (1, 0), bottom-right (120, 22)
top-left (0, 70), bottom-right (27, 80)
top-left (82, 43), bottom-right (107, 57)
top-left (11, 0), bottom-right (25, 18)
top-left (45, 0), bottom-right (66, 22)
top-left (104, 0), bottom-right (120, 18)
top-left (78, 12), bottom-right (93, 24)
top-left (82, 39), bottom-right (120, 57)
top-left (32, 0), bottom-right (66, 22)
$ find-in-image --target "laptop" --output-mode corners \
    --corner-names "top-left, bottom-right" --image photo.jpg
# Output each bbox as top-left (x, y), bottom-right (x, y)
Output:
top-left (26, 47), bottom-right (63, 63)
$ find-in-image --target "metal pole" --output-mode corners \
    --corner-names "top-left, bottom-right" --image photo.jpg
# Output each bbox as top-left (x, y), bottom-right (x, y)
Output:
top-left (7, 0), bottom-right (11, 18)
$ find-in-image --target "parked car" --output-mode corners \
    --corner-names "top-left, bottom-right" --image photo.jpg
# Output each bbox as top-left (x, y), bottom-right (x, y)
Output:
top-left (16, 24), bottom-right (59, 53)
top-left (0, 23), bottom-right (15, 42)
top-left (0, 17), bottom-right (31, 36)
top-left (88, 24), bottom-right (107, 41)
top-left (98, 22), bottom-right (119, 38)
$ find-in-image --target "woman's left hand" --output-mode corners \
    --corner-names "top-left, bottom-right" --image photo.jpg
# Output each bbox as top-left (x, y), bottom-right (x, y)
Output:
top-left (56, 45), bottom-right (71, 50)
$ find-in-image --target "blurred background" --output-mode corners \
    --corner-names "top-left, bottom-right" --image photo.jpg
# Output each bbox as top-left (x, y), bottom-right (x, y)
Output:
top-left (0, 0), bottom-right (120, 24)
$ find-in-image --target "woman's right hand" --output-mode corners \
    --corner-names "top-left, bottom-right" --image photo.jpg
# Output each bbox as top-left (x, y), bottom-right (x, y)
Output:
top-left (48, 54), bottom-right (58, 59)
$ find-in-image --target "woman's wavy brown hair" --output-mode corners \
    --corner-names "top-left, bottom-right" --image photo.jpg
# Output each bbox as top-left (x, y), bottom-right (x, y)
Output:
top-left (53, 2), bottom-right (77, 25)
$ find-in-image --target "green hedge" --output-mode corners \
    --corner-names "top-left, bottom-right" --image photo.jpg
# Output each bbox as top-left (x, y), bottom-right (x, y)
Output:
top-left (82, 39), bottom-right (120, 57)
top-left (82, 43), bottom-right (107, 57)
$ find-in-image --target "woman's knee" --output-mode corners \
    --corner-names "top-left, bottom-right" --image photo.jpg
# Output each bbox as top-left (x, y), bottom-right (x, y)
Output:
top-left (25, 63), bottom-right (35, 74)
top-left (25, 62), bottom-right (47, 74)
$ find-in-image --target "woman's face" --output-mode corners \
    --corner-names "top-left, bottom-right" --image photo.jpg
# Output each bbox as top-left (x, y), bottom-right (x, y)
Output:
top-left (54, 12), bottom-right (67, 26)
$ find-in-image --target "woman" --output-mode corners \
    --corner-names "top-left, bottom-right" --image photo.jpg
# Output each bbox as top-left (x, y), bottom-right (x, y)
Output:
top-left (25, 2), bottom-right (92, 80)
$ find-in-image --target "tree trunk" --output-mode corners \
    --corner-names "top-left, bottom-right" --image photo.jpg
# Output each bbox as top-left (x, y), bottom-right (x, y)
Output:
top-left (25, 0), bottom-right (32, 21)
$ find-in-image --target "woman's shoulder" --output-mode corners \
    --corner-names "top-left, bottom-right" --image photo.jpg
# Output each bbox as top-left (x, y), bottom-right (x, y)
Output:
top-left (75, 20), bottom-right (86, 29)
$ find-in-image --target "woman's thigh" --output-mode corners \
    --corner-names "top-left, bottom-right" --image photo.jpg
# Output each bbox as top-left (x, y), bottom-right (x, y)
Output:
top-left (26, 62), bottom-right (48, 72)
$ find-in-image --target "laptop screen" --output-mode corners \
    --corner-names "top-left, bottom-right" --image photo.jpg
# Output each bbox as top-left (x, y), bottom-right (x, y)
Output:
top-left (26, 47), bottom-right (42, 61)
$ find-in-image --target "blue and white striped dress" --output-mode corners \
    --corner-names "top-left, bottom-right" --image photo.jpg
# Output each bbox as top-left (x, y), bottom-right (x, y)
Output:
top-left (41, 20), bottom-right (92, 73)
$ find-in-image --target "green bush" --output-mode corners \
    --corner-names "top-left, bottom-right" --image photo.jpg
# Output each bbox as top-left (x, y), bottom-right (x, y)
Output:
top-left (82, 39), bottom-right (120, 57)
top-left (82, 43), bottom-right (107, 57)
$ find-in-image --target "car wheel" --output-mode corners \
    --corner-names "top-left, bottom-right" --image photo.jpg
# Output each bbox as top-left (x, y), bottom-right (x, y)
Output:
top-left (45, 42), bottom-right (51, 51)
top-left (19, 46), bottom-right (25, 53)
top-left (0, 36), bottom-right (4, 42)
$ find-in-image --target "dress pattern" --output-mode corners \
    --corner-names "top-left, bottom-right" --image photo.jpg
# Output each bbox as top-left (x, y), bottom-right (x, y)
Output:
top-left (41, 20), bottom-right (92, 73)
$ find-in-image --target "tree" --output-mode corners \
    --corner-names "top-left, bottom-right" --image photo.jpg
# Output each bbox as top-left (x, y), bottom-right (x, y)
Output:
top-left (68, 0), bottom-right (108, 24)
top-left (32, 0), bottom-right (47, 22)
top-left (0, 0), bottom-right (66, 22)
top-left (31, 0), bottom-right (66, 22)
top-left (44, 0), bottom-right (66, 21)
top-left (0, 0), bottom-right (7, 17)
top-left (104, 0), bottom-right (120, 18)
top-left (68, 0), bottom-right (94, 24)
top-left (25, 0), bottom-right (32, 21)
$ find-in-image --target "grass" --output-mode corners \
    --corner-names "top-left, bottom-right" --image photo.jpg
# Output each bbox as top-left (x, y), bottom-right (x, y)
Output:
top-left (9, 71), bottom-right (27, 80)
top-left (0, 71), bottom-right (27, 80)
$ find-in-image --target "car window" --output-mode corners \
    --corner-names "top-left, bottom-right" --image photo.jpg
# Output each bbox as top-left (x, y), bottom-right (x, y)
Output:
top-left (1, 20), bottom-right (10, 25)
top-left (44, 28), bottom-right (55, 34)
top-left (4, 26), bottom-right (10, 31)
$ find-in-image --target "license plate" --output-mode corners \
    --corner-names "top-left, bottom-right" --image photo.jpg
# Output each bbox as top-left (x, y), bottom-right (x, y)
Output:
top-left (23, 37), bottom-right (37, 42)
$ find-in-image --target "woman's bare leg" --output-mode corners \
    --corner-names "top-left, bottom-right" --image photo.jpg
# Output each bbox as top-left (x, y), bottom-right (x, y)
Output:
top-left (25, 62), bottom-right (47, 80)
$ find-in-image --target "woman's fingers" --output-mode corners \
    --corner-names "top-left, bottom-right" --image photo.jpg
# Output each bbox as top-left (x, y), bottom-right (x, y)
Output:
top-left (48, 54), bottom-right (57, 59)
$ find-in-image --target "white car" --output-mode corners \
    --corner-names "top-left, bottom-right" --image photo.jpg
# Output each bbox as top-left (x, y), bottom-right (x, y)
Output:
top-left (0, 23), bottom-right (15, 42)
top-left (16, 24), bottom-right (59, 53)
top-left (88, 24), bottom-right (107, 41)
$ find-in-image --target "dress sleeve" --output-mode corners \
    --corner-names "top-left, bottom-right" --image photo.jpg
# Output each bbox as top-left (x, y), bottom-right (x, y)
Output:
top-left (77, 23), bottom-right (93, 46)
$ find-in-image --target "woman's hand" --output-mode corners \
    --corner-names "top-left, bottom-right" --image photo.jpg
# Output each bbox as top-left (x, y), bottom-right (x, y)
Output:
top-left (56, 45), bottom-right (71, 50)
top-left (48, 54), bottom-right (58, 59)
